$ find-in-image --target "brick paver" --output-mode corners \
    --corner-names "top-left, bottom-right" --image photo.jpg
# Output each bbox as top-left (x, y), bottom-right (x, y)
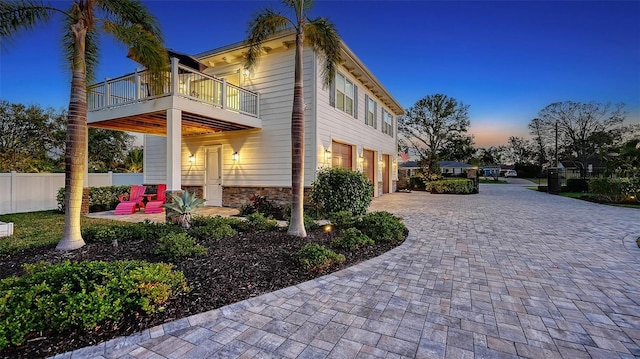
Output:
top-left (54, 184), bottom-right (640, 358)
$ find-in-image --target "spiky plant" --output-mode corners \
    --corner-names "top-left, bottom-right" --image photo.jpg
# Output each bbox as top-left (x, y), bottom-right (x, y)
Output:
top-left (163, 191), bottom-right (206, 230)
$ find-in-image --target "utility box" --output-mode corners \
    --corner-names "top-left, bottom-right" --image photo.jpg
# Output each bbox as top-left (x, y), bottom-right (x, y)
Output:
top-left (547, 168), bottom-right (561, 195)
top-left (0, 222), bottom-right (14, 237)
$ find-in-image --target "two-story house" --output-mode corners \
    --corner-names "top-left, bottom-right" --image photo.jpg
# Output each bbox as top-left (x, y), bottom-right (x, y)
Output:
top-left (87, 30), bottom-right (404, 207)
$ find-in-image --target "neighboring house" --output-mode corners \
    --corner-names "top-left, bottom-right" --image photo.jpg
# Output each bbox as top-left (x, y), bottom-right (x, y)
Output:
top-left (399, 160), bottom-right (477, 178)
top-left (439, 161), bottom-right (477, 176)
top-left (86, 31), bottom-right (404, 207)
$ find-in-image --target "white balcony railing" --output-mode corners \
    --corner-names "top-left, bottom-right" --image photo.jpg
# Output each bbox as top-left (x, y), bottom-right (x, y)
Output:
top-left (87, 60), bottom-right (259, 118)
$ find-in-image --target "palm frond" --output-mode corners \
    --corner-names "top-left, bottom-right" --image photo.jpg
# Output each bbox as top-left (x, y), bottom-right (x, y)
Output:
top-left (245, 9), bottom-right (290, 70)
top-left (95, 0), bottom-right (162, 40)
top-left (0, 0), bottom-right (54, 43)
top-left (102, 20), bottom-right (166, 69)
top-left (304, 17), bottom-right (341, 87)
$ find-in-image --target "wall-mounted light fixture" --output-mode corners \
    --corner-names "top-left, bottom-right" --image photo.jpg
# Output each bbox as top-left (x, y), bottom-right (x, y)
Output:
top-left (243, 69), bottom-right (250, 78)
top-left (324, 149), bottom-right (332, 163)
top-left (188, 154), bottom-right (196, 163)
top-left (232, 151), bottom-right (239, 162)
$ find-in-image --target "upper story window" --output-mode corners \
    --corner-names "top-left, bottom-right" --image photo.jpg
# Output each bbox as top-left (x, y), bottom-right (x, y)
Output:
top-left (365, 96), bottom-right (377, 128)
top-left (336, 73), bottom-right (354, 116)
top-left (382, 109), bottom-right (393, 137)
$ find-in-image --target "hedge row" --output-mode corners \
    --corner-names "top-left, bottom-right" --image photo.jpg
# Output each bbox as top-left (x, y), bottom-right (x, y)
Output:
top-left (589, 177), bottom-right (640, 203)
top-left (426, 179), bottom-right (475, 194)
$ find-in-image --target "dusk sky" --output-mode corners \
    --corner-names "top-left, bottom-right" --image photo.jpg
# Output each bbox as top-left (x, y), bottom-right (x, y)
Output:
top-left (1, 0), bottom-right (639, 148)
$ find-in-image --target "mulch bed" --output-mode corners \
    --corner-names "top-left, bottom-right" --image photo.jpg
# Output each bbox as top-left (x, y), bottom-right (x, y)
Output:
top-left (0, 227), bottom-right (404, 359)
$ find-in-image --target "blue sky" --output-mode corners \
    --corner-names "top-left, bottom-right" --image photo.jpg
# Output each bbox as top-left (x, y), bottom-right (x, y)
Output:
top-left (1, 0), bottom-right (639, 148)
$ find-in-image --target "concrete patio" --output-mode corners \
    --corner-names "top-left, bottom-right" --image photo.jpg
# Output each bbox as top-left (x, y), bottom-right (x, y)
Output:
top-left (57, 183), bottom-right (640, 358)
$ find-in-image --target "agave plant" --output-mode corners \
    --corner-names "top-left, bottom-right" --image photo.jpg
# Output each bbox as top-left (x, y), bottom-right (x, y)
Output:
top-left (163, 191), bottom-right (206, 229)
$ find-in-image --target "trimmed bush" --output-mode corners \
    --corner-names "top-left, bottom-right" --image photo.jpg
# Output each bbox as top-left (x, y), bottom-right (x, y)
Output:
top-left (328, 211), bottom-right (356, 230)
top-left (589, 177), bottom-right (640, 203)
top-left (0, 260), bottom-right (188, 351)
top-left (356, 211), bottom-right (407, 244)
top-left (152, 232), bottom-right (207, 260)
top-left (57, 185), bottom-right (132, 213)
top-left (189, 216), bottom-right (237, 241)
top-left (82, 221), bottom-right (182, 244)
top-left (426, 179), bottom-right (475, 194)
top-left (237, 213), bottom-right (278, 232)
top-left (296, 243), bottom-right (345, 271)
top-left (332, 227), bottom-right (374, 250)
top-left (566, 178), bottom-right (589, 192)
top-left (310, 168), bottom-right (373, 216)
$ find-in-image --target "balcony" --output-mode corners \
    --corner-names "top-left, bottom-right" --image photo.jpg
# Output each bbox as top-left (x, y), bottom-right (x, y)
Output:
top-left (87, 59), bottom-right (261, 136)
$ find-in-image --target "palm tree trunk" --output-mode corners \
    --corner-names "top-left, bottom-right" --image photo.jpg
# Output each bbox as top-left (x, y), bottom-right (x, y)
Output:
top-left (287, 30), bottom-right (307, 238)
top-left (57, 21), bottom-right (87, 250)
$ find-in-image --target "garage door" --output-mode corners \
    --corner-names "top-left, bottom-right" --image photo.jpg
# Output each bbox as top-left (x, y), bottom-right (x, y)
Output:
top-left (332, 141), bottom-right (353, 169)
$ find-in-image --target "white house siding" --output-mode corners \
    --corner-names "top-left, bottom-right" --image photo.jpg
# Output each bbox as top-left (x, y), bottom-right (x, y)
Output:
top-left (315, 59), bottom-right (398, 196)
top-left (144, 46), bottom-right (317, 189)
top-left (144, 135), bottom-right (167, 184)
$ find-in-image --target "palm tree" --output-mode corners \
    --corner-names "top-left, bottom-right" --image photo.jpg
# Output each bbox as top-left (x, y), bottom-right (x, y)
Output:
top-left (245, 0), bottom-right (340, 237)
top-left (1, 0), bottom-right (166, 250)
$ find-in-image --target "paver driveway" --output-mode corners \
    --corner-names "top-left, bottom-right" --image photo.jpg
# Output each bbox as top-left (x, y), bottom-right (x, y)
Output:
top-left (58, 184), bottom-right (640, 359)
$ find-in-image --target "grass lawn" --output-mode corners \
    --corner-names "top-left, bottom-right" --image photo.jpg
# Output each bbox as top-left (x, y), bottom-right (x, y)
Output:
top-left (0, 210), bottom-right (116, 254)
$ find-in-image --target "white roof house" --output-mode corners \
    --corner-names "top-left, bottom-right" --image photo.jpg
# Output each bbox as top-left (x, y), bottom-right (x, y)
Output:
top-left (87, 31), bottom-right (404, 207)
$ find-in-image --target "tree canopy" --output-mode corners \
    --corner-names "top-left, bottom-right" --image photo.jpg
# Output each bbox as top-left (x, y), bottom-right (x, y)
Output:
top-left (399, 94), bottom-right (473, 169)
top-left (0, 100), bottom-right (65, 172)
top-left (530, 101), bottom-right (628, 174)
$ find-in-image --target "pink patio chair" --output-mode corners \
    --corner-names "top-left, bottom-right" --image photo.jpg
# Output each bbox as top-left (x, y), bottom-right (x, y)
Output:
top-left (144, 184), bottom-right (167, 214)
top-left (114, 185), bottom-right (146, 215)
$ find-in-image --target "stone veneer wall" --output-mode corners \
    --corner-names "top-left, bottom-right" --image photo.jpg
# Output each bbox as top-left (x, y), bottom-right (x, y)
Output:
top-left (182, 186), bottom-right (204, 199)
top-left (377, 181), bottom-right (398, 197)
top-left (223, 186), bottom-right (312, 208)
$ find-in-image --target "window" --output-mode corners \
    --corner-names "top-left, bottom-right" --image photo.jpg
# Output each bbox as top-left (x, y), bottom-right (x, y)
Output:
top-left (382, 109), bottom-right (393, 137)
top-left (335, 73), bottom-right (354, 116)
top-left (365, 96), bottom-right (376, 128)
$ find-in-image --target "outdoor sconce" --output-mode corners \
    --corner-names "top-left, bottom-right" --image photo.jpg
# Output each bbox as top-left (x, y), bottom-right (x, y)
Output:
top-left (232, 151), bottom-right (239, 162)
top-left (243, 69), bottom-right (250, 79)
top-left (188, 154), bottom-right (196, 163)
top-left (324, 149), bottom-right (332, 162)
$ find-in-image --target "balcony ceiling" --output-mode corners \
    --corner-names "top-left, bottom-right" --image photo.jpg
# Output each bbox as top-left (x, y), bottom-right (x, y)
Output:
top-left (88, 111), bottom-right (253, 136)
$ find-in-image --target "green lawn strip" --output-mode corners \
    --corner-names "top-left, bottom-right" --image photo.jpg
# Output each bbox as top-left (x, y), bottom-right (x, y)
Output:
top-left (637, 237), bottom-right (640, 249)
top-left (0, 211), bottom-right (116, 254)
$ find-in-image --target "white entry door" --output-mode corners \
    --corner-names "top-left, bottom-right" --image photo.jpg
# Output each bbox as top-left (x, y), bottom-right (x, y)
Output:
top-left (205, 146), bottom-right (222, 206)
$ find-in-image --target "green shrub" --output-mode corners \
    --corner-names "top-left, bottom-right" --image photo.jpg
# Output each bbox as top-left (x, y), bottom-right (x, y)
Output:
top-left (57, 185), bottom-right (132, 213)
top-left (189, 216), bottom-right (237, 241)
top-left (152, 232), bottom-right (208, 260)
top-left (328, 211), bottom-right (355, 230)
top-left (589, 177), bottom-right (639, 203)
top-left (82, 221), bottom-right (182, 244)
top-left (332, 228), bottom-right (374, 250)
top-left (237, 213), bottom-right (278, 232)
top-left (356, 211), bottom-right (407, 244)
top-left (310, 168), bottom-right (374, 216)
top-left (566, 178), bottom-right (589, 192)
top-left (426, 179), bottom-right (475, 194)
top-left (0, 260), bottom-right (188, 351)
top-left (296, 243), bottom-right (345, 271)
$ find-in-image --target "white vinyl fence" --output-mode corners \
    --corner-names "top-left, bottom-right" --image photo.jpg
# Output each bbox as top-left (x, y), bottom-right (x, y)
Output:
top-left (0, 172), bottom-right (143, 215)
